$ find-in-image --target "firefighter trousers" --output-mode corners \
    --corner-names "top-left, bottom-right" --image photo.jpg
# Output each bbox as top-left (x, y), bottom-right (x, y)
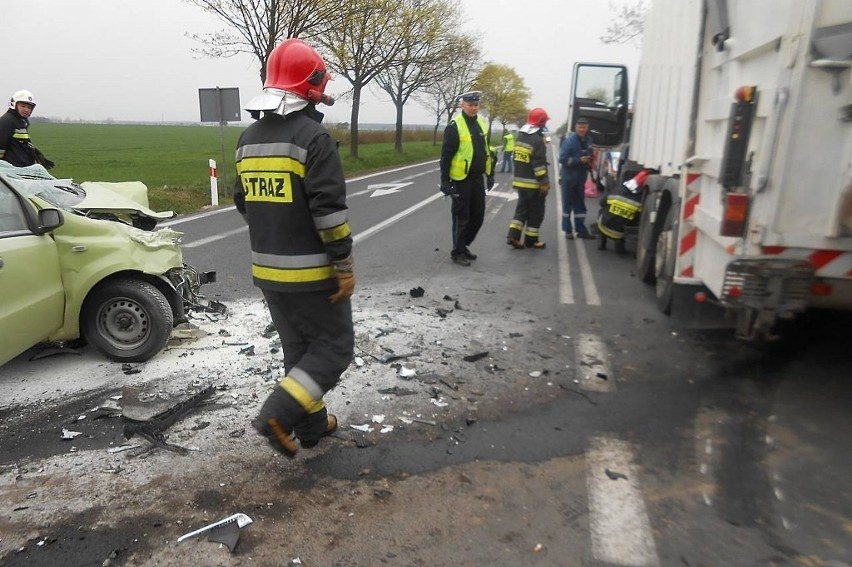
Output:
top-left (507, 189), bottom-right (547, 245)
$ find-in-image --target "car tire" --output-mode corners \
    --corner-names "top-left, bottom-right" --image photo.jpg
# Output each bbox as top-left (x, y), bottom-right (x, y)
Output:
top-left (82, 279), bottom-right (173, 362)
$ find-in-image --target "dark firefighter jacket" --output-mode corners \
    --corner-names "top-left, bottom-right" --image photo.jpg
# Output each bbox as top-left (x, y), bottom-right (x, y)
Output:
top-left (0, 109), bottom-right (36, 167)
top-left (234, 106), bottom-right (352, 293)
top-left (512, 125), bottom-right (549, 190)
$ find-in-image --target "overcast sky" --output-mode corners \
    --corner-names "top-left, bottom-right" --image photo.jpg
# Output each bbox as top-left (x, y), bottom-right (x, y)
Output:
top-left (6, 0), bottom-right (641, 128)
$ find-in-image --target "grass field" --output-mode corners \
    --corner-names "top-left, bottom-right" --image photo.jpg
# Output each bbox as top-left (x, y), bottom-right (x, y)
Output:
top-left (31, 122), bottom-right (443, 214)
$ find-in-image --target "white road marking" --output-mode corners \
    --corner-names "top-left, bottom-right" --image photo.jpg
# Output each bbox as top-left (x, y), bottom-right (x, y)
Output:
top-left (182, 226), bottom-right (246, 248)
top-left (549, 143), bottom-right (601, 306)
top-left (587, 436), bottom-right (660, 567)
top-left (574, 235), bottom-right (601, 306)
top-left (369, 182), bottom-right (413, 197)
top-left (574, 333), bottom-right (614, 393)
top-left (354, 192), bottom-right (444, 244)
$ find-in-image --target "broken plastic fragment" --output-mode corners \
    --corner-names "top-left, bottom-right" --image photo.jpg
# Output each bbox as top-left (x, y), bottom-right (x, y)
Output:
top-left (398, 366), bottom-right (416, 378)
top-left (350, 424), bottom-right (373, 432)
top-left (430, 398), bottom-right (449, 408)
top-left (371, 415), bottom-right (385, 424)
top-left (177, 513), bottom-right (253, 553)
top-left (61, 428), bottom-right (83, 440)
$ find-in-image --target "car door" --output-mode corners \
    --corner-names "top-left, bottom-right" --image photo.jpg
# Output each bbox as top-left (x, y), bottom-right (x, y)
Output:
top-left (0, 184), bottom-right (65, 366)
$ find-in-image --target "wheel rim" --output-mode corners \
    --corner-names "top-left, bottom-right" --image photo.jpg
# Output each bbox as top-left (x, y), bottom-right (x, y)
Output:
top-left (95, 297), bottom-right (151, 351)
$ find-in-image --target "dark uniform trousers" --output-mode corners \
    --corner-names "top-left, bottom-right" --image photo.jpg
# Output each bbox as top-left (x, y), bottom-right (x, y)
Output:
top-left (451, 174), bottom-right (486, 256)
top-left (262, 289), bottom-right (353, 441)
top-left (508, 189), bottom-right (547, 245)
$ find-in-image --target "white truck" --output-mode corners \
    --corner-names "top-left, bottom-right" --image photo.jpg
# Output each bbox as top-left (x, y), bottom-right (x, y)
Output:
top-left (571, 0), bottom-right (852, 340)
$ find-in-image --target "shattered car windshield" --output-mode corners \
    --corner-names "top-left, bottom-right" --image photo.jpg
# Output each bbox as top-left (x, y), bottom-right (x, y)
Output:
top-left (0, 165), bottom-right (86, 211)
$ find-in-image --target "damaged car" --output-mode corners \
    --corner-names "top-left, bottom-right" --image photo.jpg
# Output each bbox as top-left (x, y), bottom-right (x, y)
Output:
top-left (0, 162), bottom-right (221, 366)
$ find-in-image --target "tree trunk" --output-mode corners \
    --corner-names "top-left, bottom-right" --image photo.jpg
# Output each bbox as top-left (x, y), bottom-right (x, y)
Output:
top-left (349, 86), bottom-right (362, 158)
top-left (394, 102), bottom-right (404, 152)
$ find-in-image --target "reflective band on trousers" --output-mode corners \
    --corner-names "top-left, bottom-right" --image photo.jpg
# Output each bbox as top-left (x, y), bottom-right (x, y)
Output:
top-left (279, 371), bottom-right (326, 414)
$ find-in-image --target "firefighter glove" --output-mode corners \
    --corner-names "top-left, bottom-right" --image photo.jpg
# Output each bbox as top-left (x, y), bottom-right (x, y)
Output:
top-left (329, 255), bottom-right (355, 303)
top-left (440, 181), bottom-right (457, 197)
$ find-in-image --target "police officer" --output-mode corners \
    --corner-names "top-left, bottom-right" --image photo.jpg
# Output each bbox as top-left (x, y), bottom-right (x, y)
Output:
top-left (506, 108), bottom-right (551, 249)
top-left (439, 91), bottom-right (494, 266)
top-left (500, 129), bottom-right (515, 173)
top-left (235, 39), bottom-right (353, 457)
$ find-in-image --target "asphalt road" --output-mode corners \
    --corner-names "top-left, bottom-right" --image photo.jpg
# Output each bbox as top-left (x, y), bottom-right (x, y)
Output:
top-left (1, 150), bottom-right (850, 566)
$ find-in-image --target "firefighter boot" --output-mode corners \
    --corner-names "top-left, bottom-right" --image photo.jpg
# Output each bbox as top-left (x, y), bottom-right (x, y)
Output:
top-left (295, 407), bottom-right (339, 448)
top-left (252, 385), bottom-right (305, 457)
top-left (598, 232), bottom-right (607, 251)
top-left (615, 238), bottom-right (626, 255)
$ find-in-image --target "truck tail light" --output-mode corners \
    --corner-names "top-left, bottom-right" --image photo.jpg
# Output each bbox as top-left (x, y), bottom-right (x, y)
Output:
top-left (721, 193), bottom-right (749, 237)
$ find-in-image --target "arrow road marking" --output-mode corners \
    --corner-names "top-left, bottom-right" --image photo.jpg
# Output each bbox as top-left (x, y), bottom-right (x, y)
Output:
top-left (369, 182), bottom-right (412, 197)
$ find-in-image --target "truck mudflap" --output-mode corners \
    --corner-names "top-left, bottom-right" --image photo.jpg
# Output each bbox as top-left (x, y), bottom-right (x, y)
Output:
top-left (166, 264), bottom-right (227, 323)
top-left (721, 258), bottom-right (814, 340)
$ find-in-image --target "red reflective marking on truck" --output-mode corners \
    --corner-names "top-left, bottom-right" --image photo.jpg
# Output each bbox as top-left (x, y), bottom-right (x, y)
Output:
top-left (680, 229), bottom-right (697, 253)
top-left (808, 249), bottom-right (843, 270)
top-left (683, 192), bottom-right (700, 220)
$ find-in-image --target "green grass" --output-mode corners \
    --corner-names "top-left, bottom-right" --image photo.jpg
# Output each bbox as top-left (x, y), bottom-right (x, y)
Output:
top-left (31, 122), bottom-right (442, 214)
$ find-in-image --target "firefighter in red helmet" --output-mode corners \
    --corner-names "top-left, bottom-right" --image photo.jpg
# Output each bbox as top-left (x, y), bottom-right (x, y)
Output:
top-left (506, 107), bottom-right (551, 249)
top-left (235, 38), bottom-right (353, 457)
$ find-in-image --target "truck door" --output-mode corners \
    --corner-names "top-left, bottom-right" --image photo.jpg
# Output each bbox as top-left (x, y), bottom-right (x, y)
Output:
top-left (0, 184), bottom-right (65, 366)
top-left (569, 63), bottom-right (629, 147)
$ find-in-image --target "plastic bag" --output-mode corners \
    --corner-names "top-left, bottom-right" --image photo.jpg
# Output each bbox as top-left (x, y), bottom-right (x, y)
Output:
top-left (584, 177), bottom-right (598, 198)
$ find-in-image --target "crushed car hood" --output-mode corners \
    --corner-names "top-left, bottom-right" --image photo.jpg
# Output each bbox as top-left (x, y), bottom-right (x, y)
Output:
top-left (78, 181), bottom-right (174, 220)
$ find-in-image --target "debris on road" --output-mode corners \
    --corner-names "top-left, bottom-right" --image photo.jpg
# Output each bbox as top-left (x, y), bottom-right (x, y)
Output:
top-left (605, 468), bottom-right (628, 481)
top-left (176, 512), bottom-right (253, 553)
top-left (122, 385), bottom-right (216, 455)
top-left (60, 428), bottom-right (83, 440)
top-left (409, 286), bottom-right (425, 298)
top-left (463, 352), bottom-right (489, 363)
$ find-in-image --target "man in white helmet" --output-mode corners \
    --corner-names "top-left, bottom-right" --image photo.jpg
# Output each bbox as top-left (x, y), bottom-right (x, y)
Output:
top-left (0, 90), bottom-right (50, 167)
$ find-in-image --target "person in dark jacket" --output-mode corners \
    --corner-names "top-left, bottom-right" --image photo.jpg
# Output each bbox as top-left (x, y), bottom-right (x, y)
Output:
top-left (506, 108), bottom-right (551, 249)
top-left (0, 90), bottom-right (43, 167)
top-left (439, 91), bottom-right (494, 266)
top-left (558, 116), bottom-right (595, 239)
top-left (234, 39), bottom-right (353, 458)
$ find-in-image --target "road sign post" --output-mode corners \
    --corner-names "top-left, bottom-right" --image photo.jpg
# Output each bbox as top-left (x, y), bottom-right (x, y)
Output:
top-left (199, 87), bottom-right (241, 196)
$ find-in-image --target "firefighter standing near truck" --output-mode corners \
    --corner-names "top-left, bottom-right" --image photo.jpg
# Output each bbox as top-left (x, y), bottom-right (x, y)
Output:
top-left (234, 39), bottom-right (354, 457)
top-left (506, 108), bottom-right (551, 249)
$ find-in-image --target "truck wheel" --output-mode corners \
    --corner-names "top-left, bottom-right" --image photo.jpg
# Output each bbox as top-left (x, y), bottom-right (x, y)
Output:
top-left (655, 205), bottom-right (679, 314)
top-left (636, 200), bottom-right (658, 283)
top-left (81, 279), bottom-right (173, 362)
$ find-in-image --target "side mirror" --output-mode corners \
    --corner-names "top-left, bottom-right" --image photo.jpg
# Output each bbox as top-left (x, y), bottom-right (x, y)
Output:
top-left (35, 208), bottom-right (64, 235)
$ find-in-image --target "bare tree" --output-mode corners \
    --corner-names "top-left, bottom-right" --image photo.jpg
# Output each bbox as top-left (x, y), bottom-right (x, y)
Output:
top-left (315, 0), bottom-right (408, 157)
top-left (184, 0), bottom-right (342, 83)
top-left (416, 34), bottom-right (482, 144)
top-left (600, 0), bottom-right (648, 46)
top-left (375, 0), bottom-right (463, 152)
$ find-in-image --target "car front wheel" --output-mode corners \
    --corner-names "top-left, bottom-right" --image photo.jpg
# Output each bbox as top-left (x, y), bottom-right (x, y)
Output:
top-left (82, 279), bottom-right (173, 362)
